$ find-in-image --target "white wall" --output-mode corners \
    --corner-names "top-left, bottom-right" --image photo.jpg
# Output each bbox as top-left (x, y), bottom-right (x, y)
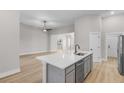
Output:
top-left (20, 23), bottom-right (48, 54)
top-left (103, 15), bottom-right (124, 32)
top-left (75, 16), bottom-right (101, 50)
top-left (48, 25), bottom-right (74, 35)
top-left (0, 11), bottom-right (20, 78)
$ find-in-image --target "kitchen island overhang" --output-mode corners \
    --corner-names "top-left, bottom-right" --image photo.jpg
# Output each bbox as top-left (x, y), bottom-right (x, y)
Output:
top-left (36, 50), bottom-right (93, 83)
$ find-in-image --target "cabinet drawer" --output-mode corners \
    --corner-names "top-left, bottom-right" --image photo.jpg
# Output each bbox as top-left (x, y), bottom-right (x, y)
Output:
top-left (66, 64), bottom-right (75, 74)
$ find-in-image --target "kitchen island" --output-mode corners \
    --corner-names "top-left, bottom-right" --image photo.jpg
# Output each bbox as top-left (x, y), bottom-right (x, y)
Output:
top-left (37, 50), bottom-right (93, 83)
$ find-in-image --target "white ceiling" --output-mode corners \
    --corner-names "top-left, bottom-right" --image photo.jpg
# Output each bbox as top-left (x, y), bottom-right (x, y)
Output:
top-left (20, 10), bottom-right (124, 29)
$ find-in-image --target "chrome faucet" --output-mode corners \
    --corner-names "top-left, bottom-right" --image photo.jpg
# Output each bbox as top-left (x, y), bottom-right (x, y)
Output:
top-left (74, 44), bottom-right (80, 54)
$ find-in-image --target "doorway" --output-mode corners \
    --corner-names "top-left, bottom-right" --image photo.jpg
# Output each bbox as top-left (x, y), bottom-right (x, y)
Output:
top-left (106, 33), bottom-right (119, 60)
top-left (50, 32), bottom-right (74, 51)
top-left (106, 36), bottom-right (118, 58)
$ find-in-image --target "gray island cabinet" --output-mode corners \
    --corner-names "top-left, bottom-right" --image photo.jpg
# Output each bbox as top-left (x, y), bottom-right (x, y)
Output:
top-left (46, 54), bottom-right (93, 83)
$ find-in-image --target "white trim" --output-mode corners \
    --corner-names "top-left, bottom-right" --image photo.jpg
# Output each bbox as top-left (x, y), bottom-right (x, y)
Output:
top-left (102, 58), bottom-right (107, 62)
top-left (19, 50), bottom-right (56, 56)
top-left (20, 51), bottom-right (47, 56)
top-left (105, 32), bottom-right (124, 35)
top-left (93, 57), bottom-right (102, 63)
top-left (0, 68), bottom-right (20, 79)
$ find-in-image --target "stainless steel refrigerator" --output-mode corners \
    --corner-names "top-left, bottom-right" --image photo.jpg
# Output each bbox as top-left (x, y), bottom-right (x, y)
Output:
top-left (117, 35), bottom-right (124, 75)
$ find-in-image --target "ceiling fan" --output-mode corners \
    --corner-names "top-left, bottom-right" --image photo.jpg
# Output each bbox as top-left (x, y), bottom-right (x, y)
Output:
top-left (41, 20), bottom-right (52, 32)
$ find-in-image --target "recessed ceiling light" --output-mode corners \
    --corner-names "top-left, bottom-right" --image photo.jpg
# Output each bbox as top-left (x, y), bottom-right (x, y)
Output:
top-left (110, 11), bottom-right (114, 15)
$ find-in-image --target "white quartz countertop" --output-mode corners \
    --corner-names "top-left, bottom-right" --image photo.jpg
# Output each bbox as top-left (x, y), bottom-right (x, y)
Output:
top-left (36, 50), bottom-right (93, 69)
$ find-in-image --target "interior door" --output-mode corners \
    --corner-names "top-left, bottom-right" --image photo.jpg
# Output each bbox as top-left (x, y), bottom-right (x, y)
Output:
top-left (89, 32), bottom-right (101, 62)
top-left (107, 35), bottom-right (118, 58)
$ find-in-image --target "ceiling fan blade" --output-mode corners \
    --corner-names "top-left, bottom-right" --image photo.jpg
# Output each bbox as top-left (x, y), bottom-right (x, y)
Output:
top-left (40, 20), bottom-right (53, 32)
top-left (46, 28), bottom-right (53, 31)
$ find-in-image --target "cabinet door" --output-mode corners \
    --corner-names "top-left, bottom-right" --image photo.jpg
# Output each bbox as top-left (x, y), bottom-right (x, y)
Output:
top-left (90, 55), bottom-right (93, 70)
top-left (76, 66), bottom-right (84, 83)
top-left (75, 60), bottom-right (84, 83)
top-left (84, 61), bottom-right (87, 78)
top-left (84, 56), bottom-right (92, 78)
top-left (87, 57), bottom-right (91, 73)
top-left (66, 70), bottom-right (75, 83)
top-left (47, 64), bottom-right (65, 83)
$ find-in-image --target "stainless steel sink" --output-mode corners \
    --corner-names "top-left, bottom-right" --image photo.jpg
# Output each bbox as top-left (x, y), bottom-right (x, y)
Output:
top-left (75, 53), bottom-right (86, 56)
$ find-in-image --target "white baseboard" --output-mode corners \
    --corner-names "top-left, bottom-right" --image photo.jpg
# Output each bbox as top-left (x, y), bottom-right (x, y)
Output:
top-left (102, 58), bottom-right (107, 62)
top-left (20, 50), bottom-right (56, 56)
top-left (93, 57), bottom-right (102, 63)
top-left (20, 51), bottom-right (47, 56)
top-left (0, 68), bottom-right (20, 79)
top-left (94, 58), bottom-right (107, 62)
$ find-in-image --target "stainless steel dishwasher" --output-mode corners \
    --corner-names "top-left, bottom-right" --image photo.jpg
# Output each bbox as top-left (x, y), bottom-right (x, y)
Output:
top-left (76, 59), bottom-right (84, 83)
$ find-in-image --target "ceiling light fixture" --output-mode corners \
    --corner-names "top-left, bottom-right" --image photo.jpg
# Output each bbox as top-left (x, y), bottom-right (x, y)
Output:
top-left (42, 20), bottom-right (47, 32)
top-left (40, 20), bottom-right (53, 32)
top-left (110, 11), bottom-right (114, 15)
top-left (43, 29), bottom-right (47, 32)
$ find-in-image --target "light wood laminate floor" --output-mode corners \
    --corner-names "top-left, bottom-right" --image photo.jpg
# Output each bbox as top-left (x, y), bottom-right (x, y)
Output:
top-left (0, 53), bottom-right (124, 83)
top-left (84, 58), bottom-right (124, 83)
top-left (0, 52), bottom-right (54, 83)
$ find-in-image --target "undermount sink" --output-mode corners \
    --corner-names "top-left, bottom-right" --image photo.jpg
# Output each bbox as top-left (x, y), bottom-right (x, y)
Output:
top-left (75, 53), bottom-right (86, 56)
